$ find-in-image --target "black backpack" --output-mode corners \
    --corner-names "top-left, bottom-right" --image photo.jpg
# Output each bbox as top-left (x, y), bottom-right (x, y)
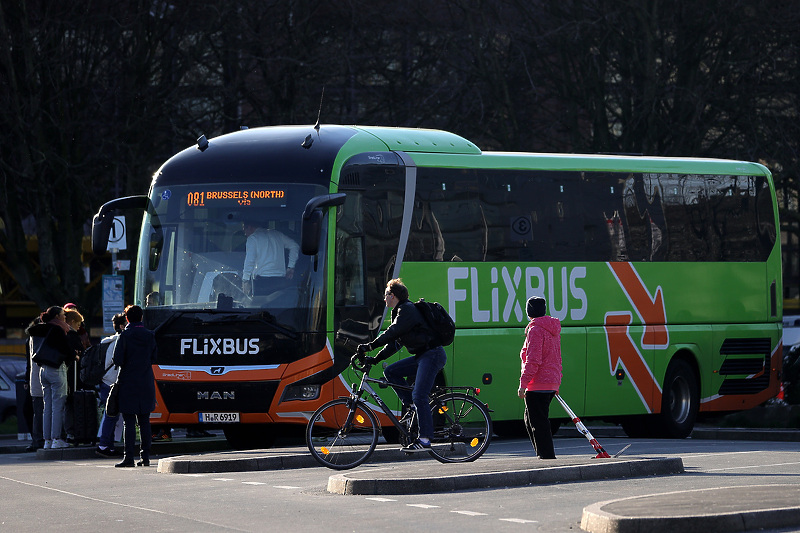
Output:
top-left (79, 342), bottom-right (113, 387)
top-left (414, 299), bottom-right (456, 347)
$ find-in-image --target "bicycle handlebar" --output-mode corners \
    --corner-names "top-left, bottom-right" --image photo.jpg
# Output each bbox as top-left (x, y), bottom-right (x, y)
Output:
top-left (350, 353), bottom-right (371, 373)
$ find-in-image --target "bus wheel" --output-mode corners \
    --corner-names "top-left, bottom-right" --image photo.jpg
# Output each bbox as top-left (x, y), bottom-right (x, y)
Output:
top-left (223, 424), bottom-right (276, 450)
top-left (658, 359), bottom-right (699, 439)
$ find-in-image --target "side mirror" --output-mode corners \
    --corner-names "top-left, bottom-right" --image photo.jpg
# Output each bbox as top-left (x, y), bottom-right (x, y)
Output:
top-left (91, 213), bottom-right (114, 256)
top-left (301, 210), bottom-right (324, 255)
top-left (91, 195), bottom-right (151, 256)
top-left (300, 193), bottom-right (346, 255)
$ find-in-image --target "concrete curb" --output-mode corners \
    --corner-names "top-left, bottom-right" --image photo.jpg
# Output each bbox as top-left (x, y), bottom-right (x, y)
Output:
top-left (24, 438), bottom-right (230, 461)
top-left (326, 457), bottom-right (684, 495)
top-left (157, 445), bottom-right (430, 473)
top-left (580, 484), bottom-right (800, 533)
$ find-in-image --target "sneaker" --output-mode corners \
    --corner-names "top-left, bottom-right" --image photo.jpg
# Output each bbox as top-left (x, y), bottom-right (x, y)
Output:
top-left (43, 440), bottom-right (52, 449)
top-left (51, 439), bottom-right (70, 449)
top-left (152, 431), bottom-right (172, 442)
top-left (95, 447), bottom-right (118, 458)
top-left (401, 439), bottom-right (431, 453)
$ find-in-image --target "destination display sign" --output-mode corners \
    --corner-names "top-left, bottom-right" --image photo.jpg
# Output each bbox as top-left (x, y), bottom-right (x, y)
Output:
top-left (186, 189), bottom-right (286, 207)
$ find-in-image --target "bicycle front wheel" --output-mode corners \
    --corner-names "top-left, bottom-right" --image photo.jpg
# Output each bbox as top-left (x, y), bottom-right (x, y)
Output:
top-left (306, 398), bottom-right (379, 470)
top-left (428, 393), bottom-right (493, 463)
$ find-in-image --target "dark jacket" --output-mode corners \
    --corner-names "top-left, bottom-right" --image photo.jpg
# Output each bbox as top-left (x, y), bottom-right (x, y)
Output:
top-left (25, 322), bottom-right (74, 366)
top-left (371, 299), bottom-right (435, 360)
top-left (113, 322), bottom-right (157, 414)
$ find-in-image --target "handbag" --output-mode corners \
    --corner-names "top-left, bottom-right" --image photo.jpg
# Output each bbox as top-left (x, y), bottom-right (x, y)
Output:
top-left (106, 382), bottom-right (120, 417)
top-left (32, 331), bottom-right (65, 368)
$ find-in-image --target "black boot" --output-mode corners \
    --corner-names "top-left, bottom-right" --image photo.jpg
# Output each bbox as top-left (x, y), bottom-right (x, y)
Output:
top-left (137, 456), bottom-right (150, 467)
top-left (115, 457), bottom-right (135, 468)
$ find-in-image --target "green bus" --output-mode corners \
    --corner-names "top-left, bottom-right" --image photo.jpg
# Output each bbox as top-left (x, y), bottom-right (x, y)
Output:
top-left (93, 125), bottom-right (781, 447)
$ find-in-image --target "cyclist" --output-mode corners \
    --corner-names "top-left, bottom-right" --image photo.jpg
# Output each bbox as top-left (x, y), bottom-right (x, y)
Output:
top-left (357, 278), bottom-right (446, 452)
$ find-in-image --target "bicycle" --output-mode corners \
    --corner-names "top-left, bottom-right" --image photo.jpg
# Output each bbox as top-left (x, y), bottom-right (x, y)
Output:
top-left (305, 354), bottom-right (493, 470)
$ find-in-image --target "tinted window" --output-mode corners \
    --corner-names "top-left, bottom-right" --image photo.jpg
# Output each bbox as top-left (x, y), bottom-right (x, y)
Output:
top-left (410, 168), bottom-right (775, 262)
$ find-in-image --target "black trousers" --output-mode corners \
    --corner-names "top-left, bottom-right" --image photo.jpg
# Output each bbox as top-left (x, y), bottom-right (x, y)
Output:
top-left (122, 412), bottom-right (152, 460)
top-left (523, 391), bottom-right (556, 459)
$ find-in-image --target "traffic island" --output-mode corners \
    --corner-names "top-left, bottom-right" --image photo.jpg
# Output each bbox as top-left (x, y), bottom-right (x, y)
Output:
top-left (580, 484), bottom-right (800, 533)
top-left (327, 456), bottom-right (684, 495)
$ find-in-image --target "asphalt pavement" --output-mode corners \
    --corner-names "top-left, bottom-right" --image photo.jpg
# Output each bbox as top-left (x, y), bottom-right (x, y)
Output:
top-left (3, 426), bottom-right (800, 532)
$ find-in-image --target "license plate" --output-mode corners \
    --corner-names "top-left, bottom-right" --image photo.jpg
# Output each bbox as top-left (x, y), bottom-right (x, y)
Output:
top-left (198, 412), bottom-right (239, 423)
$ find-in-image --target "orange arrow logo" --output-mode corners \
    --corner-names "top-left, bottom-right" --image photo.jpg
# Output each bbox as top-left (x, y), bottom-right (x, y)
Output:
top-left (604, 311), bottom-right (662, 413)
top-left (607, 262), bottom-right (668, 348)
top-left (604, 263), bottom-right (669, 413)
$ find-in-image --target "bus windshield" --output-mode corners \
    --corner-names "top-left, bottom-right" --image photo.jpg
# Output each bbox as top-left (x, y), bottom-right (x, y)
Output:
top-left (135, 182), bottom-right (328, 331)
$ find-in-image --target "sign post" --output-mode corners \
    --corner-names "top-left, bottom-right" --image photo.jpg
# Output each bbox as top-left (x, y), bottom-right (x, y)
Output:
top-left (102, 275), bottom-right (125, 334)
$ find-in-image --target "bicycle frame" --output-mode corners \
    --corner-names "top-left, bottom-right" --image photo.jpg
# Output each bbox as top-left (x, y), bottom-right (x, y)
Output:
top-left (345, 369), bottom-right (415, 439)
top-left (343, 365), bottom-right (485, 438)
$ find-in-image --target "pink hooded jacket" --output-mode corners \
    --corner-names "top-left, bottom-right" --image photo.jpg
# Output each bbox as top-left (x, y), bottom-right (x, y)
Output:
top-left (519, 315), bottom-right (562, 392)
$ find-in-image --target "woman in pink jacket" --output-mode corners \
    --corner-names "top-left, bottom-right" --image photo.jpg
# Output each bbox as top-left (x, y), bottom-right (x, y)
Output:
top-left (518, 296), bottom-right (562, 459)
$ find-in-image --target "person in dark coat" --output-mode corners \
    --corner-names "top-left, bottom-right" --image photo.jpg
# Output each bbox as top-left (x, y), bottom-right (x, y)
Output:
top-left (112, 305), bottom-right (157, 467)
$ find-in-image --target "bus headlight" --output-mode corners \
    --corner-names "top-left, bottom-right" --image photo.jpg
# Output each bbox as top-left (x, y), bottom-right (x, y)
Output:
top-left (281, 384), bottom-right (321, 401)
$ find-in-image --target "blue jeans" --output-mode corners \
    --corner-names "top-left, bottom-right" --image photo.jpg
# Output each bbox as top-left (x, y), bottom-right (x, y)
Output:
top-left (98, 382), bottom-right (120, 448)
top-left (383, 346), bottom-right (447, 440)
top-left (40, 364), bottom-right (67, 441)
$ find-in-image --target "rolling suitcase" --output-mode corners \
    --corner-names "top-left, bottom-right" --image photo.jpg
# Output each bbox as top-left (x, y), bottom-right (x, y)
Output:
top-left (68, 363), bottom-right (99, 445)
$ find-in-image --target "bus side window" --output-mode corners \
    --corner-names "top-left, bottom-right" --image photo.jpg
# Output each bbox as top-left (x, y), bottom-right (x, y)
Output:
top-left (335, 198), bottom-right (366, 307)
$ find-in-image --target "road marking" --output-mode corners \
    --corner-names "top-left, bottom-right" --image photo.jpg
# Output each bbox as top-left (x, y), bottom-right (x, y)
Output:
top-left (242, 481), bottom-right (266, 485)
top-left (273, 485), bottom-right (301, 490)
top-left (705, 461), bottom-right (800, 472)
top-left (500, 518), bottom-right (538, 523)
top-left (182, 473), bottom-right (207, 477)
top-left (213, 478), bottom-right (234, 481)
top-left (366, 497), bottom-right (397, 502)
top-left (407, 504), bottom-right (440, 509)
top-left (452, 510), bottom-right (488, 516)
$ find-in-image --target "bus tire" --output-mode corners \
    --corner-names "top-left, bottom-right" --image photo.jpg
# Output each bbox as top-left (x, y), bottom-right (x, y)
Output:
top-left (658, 358), bottom-right (699, 439)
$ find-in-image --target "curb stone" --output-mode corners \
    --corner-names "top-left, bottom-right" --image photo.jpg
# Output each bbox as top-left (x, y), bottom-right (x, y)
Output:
top-left (326, 457), bottom-right (684, 495)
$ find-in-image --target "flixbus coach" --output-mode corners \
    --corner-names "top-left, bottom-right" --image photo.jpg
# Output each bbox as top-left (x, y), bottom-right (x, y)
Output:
top-left (92, 125), bottom-right (782, 448)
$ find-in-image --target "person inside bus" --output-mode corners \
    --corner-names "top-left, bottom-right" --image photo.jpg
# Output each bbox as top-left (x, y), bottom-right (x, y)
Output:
top-left (241, 220), bottom-right (300, 297)
top-left (518, 296), bottom-right (562, 459)
top-left (357, 278), bottom-right (447, 453)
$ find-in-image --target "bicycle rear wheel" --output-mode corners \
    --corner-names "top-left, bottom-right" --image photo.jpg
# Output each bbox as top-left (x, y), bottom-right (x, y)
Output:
top-left (427, 393), bottom-right (492, 463)
top-left (306, 398), bottom-right (379, 470)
